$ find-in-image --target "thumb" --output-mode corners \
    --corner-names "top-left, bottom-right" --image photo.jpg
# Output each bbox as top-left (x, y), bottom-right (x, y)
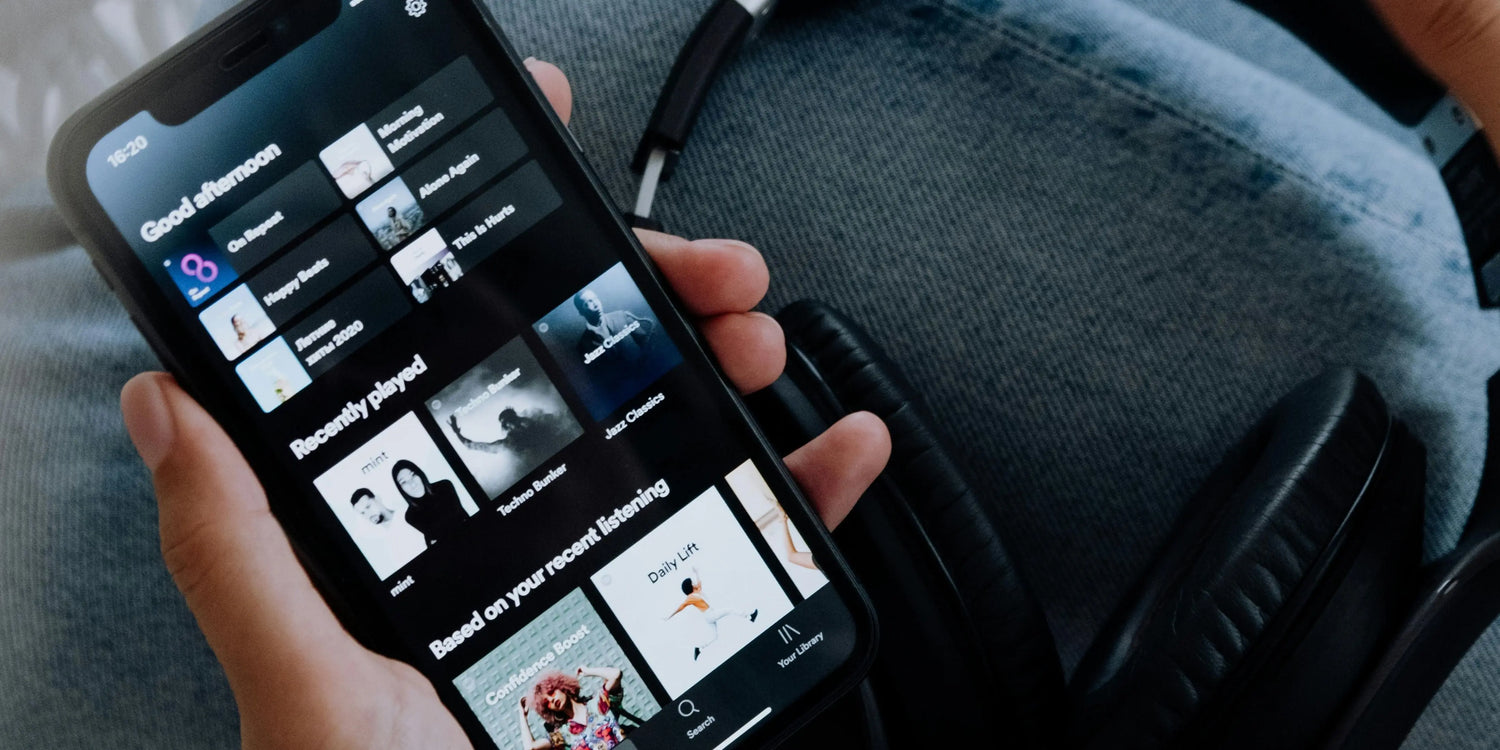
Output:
top-left (1369, 0), bottom-right (1500, 131)
top-left (121, 372), bottom-right (363, 699)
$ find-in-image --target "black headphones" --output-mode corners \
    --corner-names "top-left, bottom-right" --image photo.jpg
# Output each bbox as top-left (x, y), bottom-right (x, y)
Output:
top-left (623, 0), bottom-right (778, 231)
top-left (625, 1), bottom-right (1500, 747)
top-left (751, 299), bottom-right (1500, 750)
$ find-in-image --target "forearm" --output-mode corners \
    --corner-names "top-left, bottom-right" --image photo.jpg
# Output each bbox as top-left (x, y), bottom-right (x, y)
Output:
top-left (453, 432), bottom-right (504, 454)
top-left (579, 665), bottom-right (623, 688)
top-left (518, 713), bottom-right (549, 750)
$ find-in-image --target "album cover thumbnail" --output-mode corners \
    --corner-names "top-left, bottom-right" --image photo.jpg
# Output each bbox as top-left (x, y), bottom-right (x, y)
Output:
top-left (427, 338), bottom-right (583, 501)
top-left (725, 460), bottom-right (828, 598)
top-left (454, 588), bottom-right (660, 750)
top-left (390, 228), bottom-right (464, 303)
top-left (234, 337), bottom-right (312, 413)
top-left (319, 123), bottom-right (396, 199)
top-left (356, 176), bottom-right (425, 250)
top-left (590, 487), bottom-right (792, 697)
top-left (165, 245), bottom-right (238, 307)
top-left (533, 264), bottom-right (682, 421)
top-left (311, 412), bottom-right (479, 579)
top-left (198, 284), bottom-right (276, 360)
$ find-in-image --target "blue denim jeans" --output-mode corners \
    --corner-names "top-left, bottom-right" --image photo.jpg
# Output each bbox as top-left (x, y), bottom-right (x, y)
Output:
top-left (4, 0), bottom-right (1499, 746)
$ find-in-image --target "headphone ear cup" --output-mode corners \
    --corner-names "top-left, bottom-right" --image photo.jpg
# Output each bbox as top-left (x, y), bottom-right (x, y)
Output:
top-left (1066, 369), bottom-right (1426, 750)
top-left (777, 300), bottom-right (1067, 742)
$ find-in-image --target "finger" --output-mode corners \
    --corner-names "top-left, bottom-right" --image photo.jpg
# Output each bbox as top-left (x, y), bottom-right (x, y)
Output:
top-left (524, 58), bottom-right (573, 126)
top-left (636, 230), bottom-right (770, 316)
top-left (121, 373), bottom-right (362, 697)
top-left (698, 311), bottom-right (786, 393)
top-left (784, 412), bottom-right (891, 530)
top-left (1369, 0), bottom-right (1500, 133)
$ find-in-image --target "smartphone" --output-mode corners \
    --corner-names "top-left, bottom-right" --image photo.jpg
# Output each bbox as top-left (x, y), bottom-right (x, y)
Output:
top-left (47, 1), bottom-right (875, 747)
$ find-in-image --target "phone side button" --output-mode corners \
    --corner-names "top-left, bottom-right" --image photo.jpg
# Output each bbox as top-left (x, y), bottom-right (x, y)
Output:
top-left (564, 125), bottom-right (585, 154)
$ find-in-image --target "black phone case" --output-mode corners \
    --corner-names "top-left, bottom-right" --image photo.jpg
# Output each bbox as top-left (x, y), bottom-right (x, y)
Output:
top-left (45, 1), bottom-right (877, 746)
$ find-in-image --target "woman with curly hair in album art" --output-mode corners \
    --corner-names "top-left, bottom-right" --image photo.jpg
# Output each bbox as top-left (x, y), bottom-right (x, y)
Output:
top-left (518, 666), bottom-right (637, 750)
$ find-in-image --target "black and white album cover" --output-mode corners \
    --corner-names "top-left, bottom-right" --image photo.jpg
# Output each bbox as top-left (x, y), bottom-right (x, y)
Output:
top-left (426, 338), bottom-right (583, 501)
top-left (311, 412), bottom-right (479, 579)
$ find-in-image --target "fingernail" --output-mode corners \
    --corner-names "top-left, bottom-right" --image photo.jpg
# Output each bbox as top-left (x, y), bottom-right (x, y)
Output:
top-left (697, 238), bottom-right (760, 257)
top-left (122, 374), bottom-right (175, 471)
top-left (523, 56), bottom-right (540, 69)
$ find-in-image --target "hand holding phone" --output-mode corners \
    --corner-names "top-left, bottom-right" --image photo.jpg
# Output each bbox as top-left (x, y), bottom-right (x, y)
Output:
top-left (108, 50), bottom-right (888, 750)
top-left (53, 1), bottom-right (889, 743)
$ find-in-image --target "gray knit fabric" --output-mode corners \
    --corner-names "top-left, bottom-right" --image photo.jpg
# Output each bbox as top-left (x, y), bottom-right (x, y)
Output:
top-left (3, 0), bottom-right (1499, 746)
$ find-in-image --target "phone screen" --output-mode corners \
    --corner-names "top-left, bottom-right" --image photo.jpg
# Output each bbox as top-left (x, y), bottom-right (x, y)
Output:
top-left (63, 1), bottom-right (870, 747)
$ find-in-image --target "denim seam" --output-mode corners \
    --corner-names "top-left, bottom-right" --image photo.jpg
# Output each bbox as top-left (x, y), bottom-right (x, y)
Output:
top-left (926, 0), bottom-right (1450, 254)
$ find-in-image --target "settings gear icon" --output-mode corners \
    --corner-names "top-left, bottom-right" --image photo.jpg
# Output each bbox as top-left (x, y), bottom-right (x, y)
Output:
top-left (404, 0), bottom-right (428, 18)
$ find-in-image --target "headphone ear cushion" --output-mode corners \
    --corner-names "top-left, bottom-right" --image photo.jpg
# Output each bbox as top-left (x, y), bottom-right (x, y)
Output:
top-left (1066, 369), bottom-right (1424, 749)
top-left (777, 300), bottom-right (1067, 739)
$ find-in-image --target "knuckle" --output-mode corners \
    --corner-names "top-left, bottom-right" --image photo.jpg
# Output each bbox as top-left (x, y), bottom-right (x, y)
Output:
top-left (159, 507), bottom-right (275, 602)
top-left (159, 518), bottom-right (228, 602)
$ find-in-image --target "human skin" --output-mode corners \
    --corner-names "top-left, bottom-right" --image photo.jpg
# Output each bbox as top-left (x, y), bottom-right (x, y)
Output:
top-left (119, 58), bottom-right (891, 750)
top-left (1367, 0), bottom-right (1500, 155)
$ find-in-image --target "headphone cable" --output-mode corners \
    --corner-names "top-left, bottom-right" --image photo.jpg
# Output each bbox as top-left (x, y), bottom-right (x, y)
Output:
top-left (627, 0), bottom-right (779, 231)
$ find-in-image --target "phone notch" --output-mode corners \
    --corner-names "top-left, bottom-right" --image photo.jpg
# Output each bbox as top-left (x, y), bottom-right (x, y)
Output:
top-left (152, 0), bottom-right (339, 125)
top-left (218, 29), bottom-right (271, 71)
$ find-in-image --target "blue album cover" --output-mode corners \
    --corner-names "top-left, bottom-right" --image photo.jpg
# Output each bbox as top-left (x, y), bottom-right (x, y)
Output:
top-left (533, 264), bottom-right (682, 421)
top-left (164, 245), bottom-right (239, 306)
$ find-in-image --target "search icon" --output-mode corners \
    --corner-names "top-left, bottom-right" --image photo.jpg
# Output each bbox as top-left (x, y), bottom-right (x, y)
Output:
top-left (677, 699), bottom-right (699, 718)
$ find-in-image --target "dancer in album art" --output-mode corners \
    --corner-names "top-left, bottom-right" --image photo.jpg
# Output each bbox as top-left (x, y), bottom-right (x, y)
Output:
top-left (518, 666), bottom-right (642, 750)
top-left (427, 338), bottom-right (584, 499)
top-left (724, 459), bottom-right (829, 597)
top-left (448, 407), bottom-right (575, 467)
top-left (590, 489), bottom-right (791, 695)
top-left (664, 569), bottom-right (758, 661)
top-left (755, 506), bottom-right (817, 570)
